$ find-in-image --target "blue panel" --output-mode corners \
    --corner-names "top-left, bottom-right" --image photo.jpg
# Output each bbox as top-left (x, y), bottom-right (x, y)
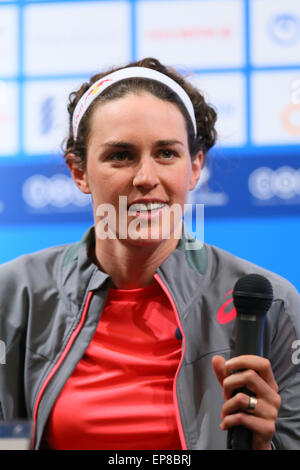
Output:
top-left (202, 216), bottom-right (300, 291)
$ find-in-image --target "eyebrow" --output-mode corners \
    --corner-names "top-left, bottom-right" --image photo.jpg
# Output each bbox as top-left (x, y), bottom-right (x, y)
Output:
top-left (103, 141), bottom-right (133, 149)
top-left (155, 140), bottom-right (185, 147)
top-left (102, 139), bottom-right (185, 148)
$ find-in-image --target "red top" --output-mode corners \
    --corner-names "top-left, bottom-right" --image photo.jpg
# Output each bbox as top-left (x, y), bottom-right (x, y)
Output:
top-left (45, 282), bottom-right (183, 450)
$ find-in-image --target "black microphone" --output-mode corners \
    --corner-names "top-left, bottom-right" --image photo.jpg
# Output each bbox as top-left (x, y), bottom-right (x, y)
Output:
top-left (227, 273), bottom-right (273, 450)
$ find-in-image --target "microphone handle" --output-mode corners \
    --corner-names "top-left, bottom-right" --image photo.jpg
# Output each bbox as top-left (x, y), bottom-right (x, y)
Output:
top-left (227, 312), bottom-right (267, 450)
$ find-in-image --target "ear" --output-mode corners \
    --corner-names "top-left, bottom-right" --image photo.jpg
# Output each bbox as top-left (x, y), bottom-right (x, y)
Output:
top-left (189, 151), bottom-right (203, 191)
top-left (66, 154), bottom-right (91, 194)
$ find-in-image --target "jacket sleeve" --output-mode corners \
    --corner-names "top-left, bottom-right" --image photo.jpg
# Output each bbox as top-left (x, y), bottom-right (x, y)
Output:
top-left (0, 259), bottom-right (29, 420)
top-left (267, 282), bottom-right (300, 449)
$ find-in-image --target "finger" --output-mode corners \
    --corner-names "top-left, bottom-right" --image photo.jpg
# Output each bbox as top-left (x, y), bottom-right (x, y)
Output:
top-left (222, 368), bottom-right (280, 404)
top-left (220, 411), bottom-right (276, 448)
top-left (225, 356), bottom-right (278, 392)
top-left (221, 392), bottom-right (279, 421)
top-left (211, 355), bottom-right (227, 387)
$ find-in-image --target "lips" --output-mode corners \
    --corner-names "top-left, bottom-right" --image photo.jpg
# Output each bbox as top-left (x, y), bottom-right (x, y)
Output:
top-left (126, 200), bottom-right (168, 221)
top-left (128, 201), bottom-right (167, 213)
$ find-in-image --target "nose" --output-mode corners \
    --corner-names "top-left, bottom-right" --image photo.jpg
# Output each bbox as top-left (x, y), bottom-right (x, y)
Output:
top-left (132, 156), bottom-right (160, 189)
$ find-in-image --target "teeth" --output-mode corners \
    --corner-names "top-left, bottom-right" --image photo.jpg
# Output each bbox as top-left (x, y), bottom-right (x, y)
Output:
top-left (128, 202), bottom-right (166, 212)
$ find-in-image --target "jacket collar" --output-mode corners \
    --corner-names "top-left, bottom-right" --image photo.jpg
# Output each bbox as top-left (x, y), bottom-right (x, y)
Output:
top-left (157, 226), bottom-right (208, 315)
top-left (61, 227), bottom-right (110, 306)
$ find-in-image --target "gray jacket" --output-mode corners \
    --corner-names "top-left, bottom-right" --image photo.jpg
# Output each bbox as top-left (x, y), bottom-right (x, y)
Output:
top-left (0, 227), bottom-right (299, 450)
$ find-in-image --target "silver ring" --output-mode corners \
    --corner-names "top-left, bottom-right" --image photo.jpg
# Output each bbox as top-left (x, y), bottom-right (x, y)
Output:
top-left (248, 396), bottom-right (258, 411)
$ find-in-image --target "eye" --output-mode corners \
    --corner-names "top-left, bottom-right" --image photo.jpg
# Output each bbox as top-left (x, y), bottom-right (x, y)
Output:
top-left (108, 151), bottom-right (132, 162)
top-left (158, 149), bottom-right (178, 159)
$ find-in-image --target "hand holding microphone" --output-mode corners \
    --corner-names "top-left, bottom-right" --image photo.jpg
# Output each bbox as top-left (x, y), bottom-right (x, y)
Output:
top-left (212, 274), bottom-right (281, 450)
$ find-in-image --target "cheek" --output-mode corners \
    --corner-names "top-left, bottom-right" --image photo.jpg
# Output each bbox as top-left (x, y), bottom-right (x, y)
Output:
top-left (87, 176), bottom-right (110, 206)
top-left (173, 166), bottom-right (193, 192)
top-left (169, 180), bottom-right (191, 205)
top-left (88, 173), bottom-right (128, 205)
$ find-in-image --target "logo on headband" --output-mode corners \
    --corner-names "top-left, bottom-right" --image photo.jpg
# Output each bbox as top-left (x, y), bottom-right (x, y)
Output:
top-left (73, 78), bottom-right (113, 138)
top-left (87, 79), bottom-right (113, 97)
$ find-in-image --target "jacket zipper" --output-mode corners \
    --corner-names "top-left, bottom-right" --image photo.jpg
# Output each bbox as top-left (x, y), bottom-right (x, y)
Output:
top-left (154, 273), bottom-right (188, 450)
top-left (31, 290), bottom-right (94, 449)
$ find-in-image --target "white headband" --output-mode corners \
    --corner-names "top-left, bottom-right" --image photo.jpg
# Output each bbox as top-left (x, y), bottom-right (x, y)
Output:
top-left (72, 66), bottom-right (197, 141)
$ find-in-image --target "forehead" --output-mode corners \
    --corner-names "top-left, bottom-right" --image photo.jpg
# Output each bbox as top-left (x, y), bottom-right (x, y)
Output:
top-left (88, 92), bottom-right (189, 143)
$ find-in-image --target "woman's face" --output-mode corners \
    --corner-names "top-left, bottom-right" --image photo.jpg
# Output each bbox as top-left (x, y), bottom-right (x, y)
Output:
top-left (70, 92), bottom-right (202, 247)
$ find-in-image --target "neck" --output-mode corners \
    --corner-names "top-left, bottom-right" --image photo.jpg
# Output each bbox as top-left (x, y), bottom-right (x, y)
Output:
top-left (92, 236), bottom-right (179, 289)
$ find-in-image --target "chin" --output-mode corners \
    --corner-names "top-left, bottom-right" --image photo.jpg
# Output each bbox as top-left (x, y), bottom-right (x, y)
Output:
top-left (118, 223), bottom-right (183, 249)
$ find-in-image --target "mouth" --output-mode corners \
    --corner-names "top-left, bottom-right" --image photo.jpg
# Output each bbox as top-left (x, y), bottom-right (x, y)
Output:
top-left (127, 201), bottom-right (168, 218)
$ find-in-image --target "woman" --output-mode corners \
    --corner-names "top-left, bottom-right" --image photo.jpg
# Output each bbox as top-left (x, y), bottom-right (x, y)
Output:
top-left (0, 58), bottom-right (299, 450)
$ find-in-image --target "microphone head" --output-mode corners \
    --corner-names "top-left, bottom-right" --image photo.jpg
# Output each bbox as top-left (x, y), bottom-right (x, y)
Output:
top-left (233, 273), bottom-right (273, 316)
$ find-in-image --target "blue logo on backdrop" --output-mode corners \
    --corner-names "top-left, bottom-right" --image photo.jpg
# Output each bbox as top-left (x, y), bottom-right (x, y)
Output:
top-left (248, 166), bottom-right (300, 203)
top-left (22, 174), bottom-right (91, 210)
top-left (0, 162), bottom-right (93, 225)
top-left (268, 13), bottom-right (300, 46)
top-left (189, 153), bottom-right (300, 219)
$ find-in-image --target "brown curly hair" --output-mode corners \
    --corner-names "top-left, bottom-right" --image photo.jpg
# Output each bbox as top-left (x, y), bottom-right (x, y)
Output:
top-left (63, 57), bottom-right (217, 169)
